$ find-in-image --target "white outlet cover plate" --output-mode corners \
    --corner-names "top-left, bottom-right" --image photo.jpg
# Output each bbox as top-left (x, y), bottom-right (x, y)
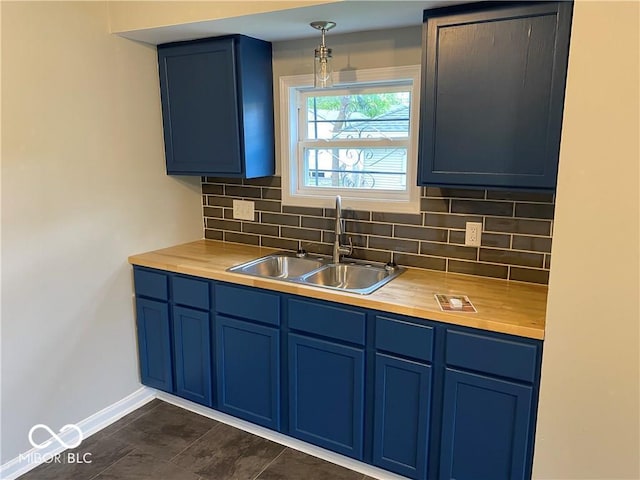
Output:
top-left (233, 199), bottom-right (255, 221)
top-left (465, 222), bottom-right (483, 247)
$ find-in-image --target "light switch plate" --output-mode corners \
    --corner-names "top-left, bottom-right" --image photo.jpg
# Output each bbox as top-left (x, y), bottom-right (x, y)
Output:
top-left (233, 200), bottom-right (255, 221)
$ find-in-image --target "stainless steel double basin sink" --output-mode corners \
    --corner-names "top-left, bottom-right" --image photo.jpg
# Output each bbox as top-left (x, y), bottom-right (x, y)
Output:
top-left (227, 252), bottom-right (405, 295)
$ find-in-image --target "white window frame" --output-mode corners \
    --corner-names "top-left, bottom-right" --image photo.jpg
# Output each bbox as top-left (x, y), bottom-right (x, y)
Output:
top-left (280, 65), bottom-right (421, 213)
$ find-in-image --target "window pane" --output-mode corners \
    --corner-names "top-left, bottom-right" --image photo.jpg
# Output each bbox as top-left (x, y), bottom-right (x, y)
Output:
top-left (304, 147), bottom-right (407, 191)
top-left (306, 92), bottom-right (410, 140)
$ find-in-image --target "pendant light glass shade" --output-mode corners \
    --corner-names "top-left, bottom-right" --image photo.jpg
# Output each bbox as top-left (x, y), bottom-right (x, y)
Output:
top-left (310, 21), bottom-right (336, 88)
top-left (314, 45), bottom-right (333, 88)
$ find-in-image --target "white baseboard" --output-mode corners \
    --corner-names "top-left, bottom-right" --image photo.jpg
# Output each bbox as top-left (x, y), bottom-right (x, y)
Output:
top-left (156, 391), bottom-right (406, 480)
top-left (0, 386), bottom-right (156, 480)
top-left (1, 387), bottom-right (404, 480)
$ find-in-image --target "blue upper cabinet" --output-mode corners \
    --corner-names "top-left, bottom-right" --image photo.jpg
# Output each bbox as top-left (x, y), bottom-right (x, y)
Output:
top-left (158, 35), bottom-right (275, 178)
top-left (418, 2), bottom-right (573, 190)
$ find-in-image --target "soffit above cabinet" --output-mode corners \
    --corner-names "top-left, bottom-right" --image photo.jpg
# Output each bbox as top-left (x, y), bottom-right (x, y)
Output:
top-left (111, 0), bottom-right (468, 45)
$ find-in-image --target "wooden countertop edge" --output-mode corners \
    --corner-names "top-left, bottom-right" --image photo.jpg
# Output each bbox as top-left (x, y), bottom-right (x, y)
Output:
top-left (128, 242), bottom-right (546, 340)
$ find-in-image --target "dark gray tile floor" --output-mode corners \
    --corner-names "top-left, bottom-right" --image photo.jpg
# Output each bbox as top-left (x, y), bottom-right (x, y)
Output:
top-left (18, 400), bottom-right (370, 480)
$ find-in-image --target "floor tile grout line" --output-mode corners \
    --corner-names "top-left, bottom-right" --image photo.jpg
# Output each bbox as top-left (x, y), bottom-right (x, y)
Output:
top-left (85, 447), bottom-right (141, 480)
top-left (252, 446), bottom-right (288, 480)
top-left (86, 447), bottom-right (203, 480)
top-left (29, 397), bottom-right (366, 480)
top-left (87, 401), bottom-right (216, 480)
top-left (168, 422), bottom-right (223, 464)
top-left (100, 400), bottom-right (164, 439)
top-left (162, 451), bottom-right (213, 480)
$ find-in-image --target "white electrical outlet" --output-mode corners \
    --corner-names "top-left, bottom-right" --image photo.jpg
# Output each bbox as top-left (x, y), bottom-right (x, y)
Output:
top-left (233, 200), bottom-right (255, 221)
top-left (465, 222), bottom-right (483, 247)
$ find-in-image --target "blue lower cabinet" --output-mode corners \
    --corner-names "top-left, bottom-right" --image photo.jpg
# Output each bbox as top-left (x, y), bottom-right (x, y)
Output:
top-left (132, 271), bottom-right (542, 480)
top-left (135, 298), bottom-right (173, 392)
top-left (216, 315), bottom-right (280, 430)
top-left (439, 368), bottom-right (533, 480)
top-left (288, 333), bottom-right (365, 460)
top-left (172, 306), bottom-right (212, 406)
top-left (373, 354), bottom-right (431, 479)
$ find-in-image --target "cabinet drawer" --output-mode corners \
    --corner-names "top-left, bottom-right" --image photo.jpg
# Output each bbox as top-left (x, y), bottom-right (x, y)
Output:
top-left (134, 268), bottom-right (168, 301)
top-left (288, 298), bottom-right (365, 345)
top-left (375, 316), bottom-right (433, 362)
top-left (172, 275), bottom-right (210, 310)
top-left (216, 284), bottom-right (280, 326)
top-left (446, 330), bottom-right (538, 383)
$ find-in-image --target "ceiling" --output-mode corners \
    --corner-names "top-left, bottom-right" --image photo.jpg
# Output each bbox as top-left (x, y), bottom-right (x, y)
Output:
top-left (116, 1), bottom-right (468, 45)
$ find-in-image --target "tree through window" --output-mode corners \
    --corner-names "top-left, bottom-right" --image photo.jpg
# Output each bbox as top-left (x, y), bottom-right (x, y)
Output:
top-left (302, 89), bottom-right (411, 191)
top-left (280, 65), bottom-right (421, 213)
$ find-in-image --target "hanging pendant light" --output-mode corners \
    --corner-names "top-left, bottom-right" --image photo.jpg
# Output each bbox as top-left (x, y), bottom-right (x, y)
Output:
top-left (310, 21), bottom-right (336, 88)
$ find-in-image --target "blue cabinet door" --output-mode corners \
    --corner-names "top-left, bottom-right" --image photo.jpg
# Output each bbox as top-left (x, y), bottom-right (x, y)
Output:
top-left (158, 35), bottom-right (274, 177)
top-left (173, 306), bottom-right (212, 406)
top-left (216, 315), bottom-right (280, 430)
top-left (419, 2), bottom-right (572, 189)
top-left (135, 298), bottom-right (173, 392)
top-left (288, 334), bottom-right (365, 459)
top-left (439, 368), bottom-right (533, 480)
top-left (373, 354), bottom-right (431, 479)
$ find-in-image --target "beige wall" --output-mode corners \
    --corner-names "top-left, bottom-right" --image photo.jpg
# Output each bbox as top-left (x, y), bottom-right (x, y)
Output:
top-left (0, 1), bottom-right (202, 463)
top-left (533, 1), bottom-right (640, 478)
top-left (108, 0), bottom-right (340, 33)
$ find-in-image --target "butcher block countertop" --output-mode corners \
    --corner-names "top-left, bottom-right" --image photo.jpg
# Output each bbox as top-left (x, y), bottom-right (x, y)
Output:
top-left (128, 240), bottom-right (547, 340)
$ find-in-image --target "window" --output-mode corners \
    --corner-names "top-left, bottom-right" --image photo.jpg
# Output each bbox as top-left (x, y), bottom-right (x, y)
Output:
top-left (280, 66), bottom-right (421, 213)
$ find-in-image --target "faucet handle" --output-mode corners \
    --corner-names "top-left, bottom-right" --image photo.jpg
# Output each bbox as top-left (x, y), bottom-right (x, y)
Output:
top-left (345, 236), bottom-right (353, 256)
